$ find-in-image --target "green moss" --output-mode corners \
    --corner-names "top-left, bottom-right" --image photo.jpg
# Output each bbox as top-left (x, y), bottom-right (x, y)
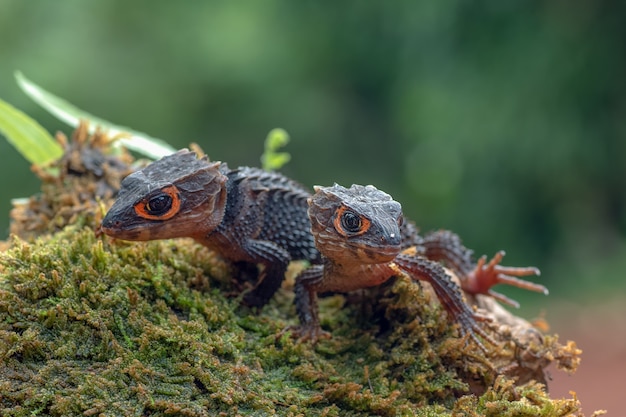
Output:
top-left (0, 225), bottom-right (585, 416)
top-left (0, 123), bottom-right (591, 415)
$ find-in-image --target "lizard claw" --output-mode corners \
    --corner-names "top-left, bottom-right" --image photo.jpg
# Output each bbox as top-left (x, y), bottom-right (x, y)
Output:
top-left (455, 308), bottom-right (496, 353)
top-left (464, 251), bottom-right (547, 307)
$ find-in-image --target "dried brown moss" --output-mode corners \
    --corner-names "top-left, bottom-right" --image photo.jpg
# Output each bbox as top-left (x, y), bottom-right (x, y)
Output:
top-left (9, 122), bottom-right (134, 239)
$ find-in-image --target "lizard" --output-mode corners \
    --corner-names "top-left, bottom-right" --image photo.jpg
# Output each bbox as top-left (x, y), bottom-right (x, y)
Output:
top-left (100, 149), bottom-right (320, 308)
top-left (290, 183), bottom-right (547, 349)
top-left (100, 149), bottom-right (545, 318)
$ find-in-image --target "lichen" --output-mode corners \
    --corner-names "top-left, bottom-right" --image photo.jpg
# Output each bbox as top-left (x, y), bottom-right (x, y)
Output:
top-left (0, 125), bottom-right (596, 416)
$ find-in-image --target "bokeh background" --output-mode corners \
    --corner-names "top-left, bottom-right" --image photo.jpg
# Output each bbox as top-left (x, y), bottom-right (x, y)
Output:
top-left (0, 1), bottom-right (623, 413)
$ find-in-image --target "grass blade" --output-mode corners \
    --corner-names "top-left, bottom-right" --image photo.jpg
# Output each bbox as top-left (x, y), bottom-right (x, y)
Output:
top-left (0, 97), bottom-right (63, 165)
top-left (15, 71), bottom-right (176, 159)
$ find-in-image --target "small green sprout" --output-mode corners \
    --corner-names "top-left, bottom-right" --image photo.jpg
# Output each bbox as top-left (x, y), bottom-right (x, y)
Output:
top-left (261, 128), bottom-right (291, 171)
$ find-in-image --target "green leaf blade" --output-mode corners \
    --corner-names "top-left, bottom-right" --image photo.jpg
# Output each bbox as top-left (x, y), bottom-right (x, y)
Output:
top-left (0, 97), bottom-right (63, 165)
top-left (15, 71), bottom-right (176, 160)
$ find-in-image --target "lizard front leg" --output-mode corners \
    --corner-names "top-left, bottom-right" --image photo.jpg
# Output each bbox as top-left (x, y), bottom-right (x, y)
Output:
top-left (241, 240), bottom-right (292, 308)
top-left (290, 264), bottom-right (330, 343)
top-left (393, 253), bottom-right (495, 352)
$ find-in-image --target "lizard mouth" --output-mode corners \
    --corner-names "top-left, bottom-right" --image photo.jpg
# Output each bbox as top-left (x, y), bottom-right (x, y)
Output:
top-left (100, 226), bottom-right (151, 241)
top-left (99, 218), bottom-right (156, 241)
top-left (363, 229), bottom-right (403, 261)
top-left (357, 243), bottom-right (401, 263)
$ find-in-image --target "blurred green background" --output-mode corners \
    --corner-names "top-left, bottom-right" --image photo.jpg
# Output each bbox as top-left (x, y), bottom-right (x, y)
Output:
top-left (1, 1), bottom-right (624, 304)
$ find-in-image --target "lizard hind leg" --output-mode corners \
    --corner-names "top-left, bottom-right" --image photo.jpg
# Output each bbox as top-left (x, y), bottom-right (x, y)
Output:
top-left (421, 230), bottom-right (475, 279)
top-left (465, 251), bottom-right (547, 308)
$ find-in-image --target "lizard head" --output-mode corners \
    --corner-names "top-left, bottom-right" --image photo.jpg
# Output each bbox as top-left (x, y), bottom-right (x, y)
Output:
top-left (309, 184), bottom-right (403, 264)
top-left (100, 149), bottom-right (228, 241)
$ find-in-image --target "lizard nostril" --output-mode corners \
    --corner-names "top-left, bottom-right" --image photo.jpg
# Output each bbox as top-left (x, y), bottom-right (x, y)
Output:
top-left (102, 218), bottom-right (121, 230)
top-left (384, 232), bottom-right (402, 246)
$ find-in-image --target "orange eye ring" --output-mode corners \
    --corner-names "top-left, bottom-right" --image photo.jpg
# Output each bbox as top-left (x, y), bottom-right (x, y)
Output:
top-left (133, 185), bottom-right (181, 220)
top-left (333, 205), bottom-right (371, 237)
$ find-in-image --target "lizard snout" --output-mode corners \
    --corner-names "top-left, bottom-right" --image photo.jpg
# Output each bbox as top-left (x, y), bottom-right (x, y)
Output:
top-left (99, 216), bottom-right (122, 235)
top-left (381, 231), bottom-right (402, 247)
top-left (377, 220), bottom-right (402, 248)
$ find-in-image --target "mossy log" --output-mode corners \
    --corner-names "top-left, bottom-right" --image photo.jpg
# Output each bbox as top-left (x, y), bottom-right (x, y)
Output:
top-left (0, 124), bottom-right (595, 416)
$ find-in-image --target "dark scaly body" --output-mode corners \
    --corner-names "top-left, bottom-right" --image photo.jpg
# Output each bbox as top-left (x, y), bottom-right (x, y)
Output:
top-left (101, 150), bottom-right (544, 312)
top-left (101, 149), bottom-right (319, 307)
top-left (291, 184), bottom-right (546, 349)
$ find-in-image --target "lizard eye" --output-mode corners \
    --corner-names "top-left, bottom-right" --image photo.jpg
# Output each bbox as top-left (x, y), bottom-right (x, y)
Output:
top-left (334, 206), bottom-right (371, 236)
top-left (341, 211), bottom-right (362, 233)
top-left (146, 194), bottom-right (172, 215)
top-left (397, 215), bottom-right (404, 227)
top-left (133, 185), bottom-right (181, 220)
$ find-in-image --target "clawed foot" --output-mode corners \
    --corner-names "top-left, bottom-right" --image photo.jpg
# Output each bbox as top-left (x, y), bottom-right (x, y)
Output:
top-left (464, 250), bottom-right (547, 308)
top-left (454, 307), bottom-right (496, 353)
top-left (278, 324), bottom-right (331, 344)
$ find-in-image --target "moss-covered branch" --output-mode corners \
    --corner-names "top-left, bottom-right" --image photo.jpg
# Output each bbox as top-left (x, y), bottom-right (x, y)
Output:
top-left (0, 124), bottom-right (596, 416)
top-left (0, 227), bottom-right (585, 416)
